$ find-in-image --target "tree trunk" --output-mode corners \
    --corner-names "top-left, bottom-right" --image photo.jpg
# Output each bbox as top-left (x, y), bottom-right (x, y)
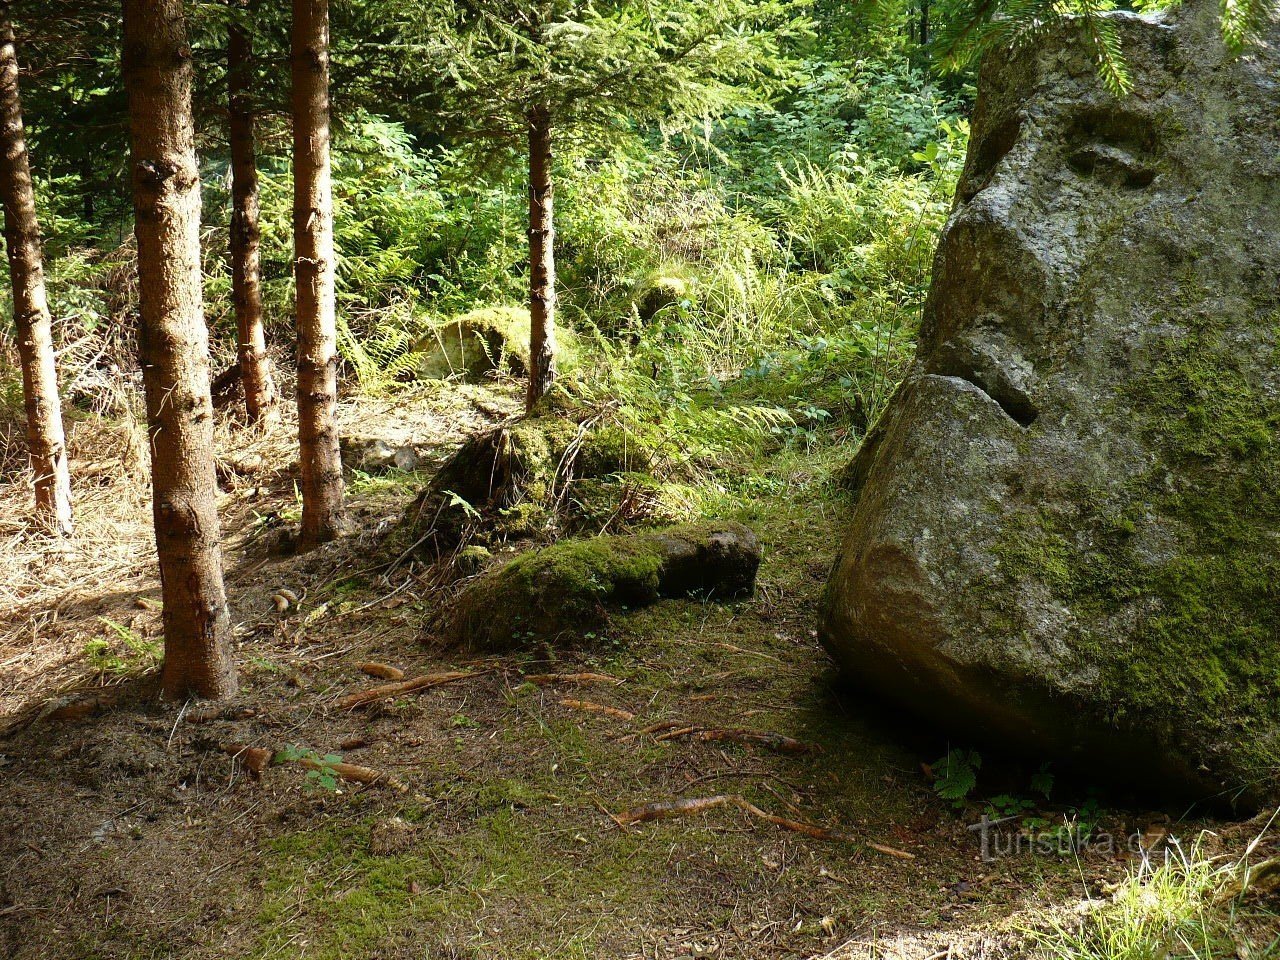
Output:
top-left (228, 2), bottom-right (276, 424)
top-left (122, 0), bottom-right (237, 701)
top-left (525, 104), bottom-right (556, 412)
top-left (291, 0), bottom-right (347, 548)
top-left (0, 16), bottom-right (72, 535)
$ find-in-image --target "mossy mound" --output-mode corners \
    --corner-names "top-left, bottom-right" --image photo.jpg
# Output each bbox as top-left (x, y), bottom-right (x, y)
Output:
top-left (630, 270), bottom-right (692, 322)
top-left (396, 411), bottom-right (662, 559)
top-left (820, 4), bottom-right (1280, 808)
top-left (412, 306), bottom-right (575, 381)
top-left (440, 521), bottom-right (762, 649)
top-left (412, 306), bottom-right (529, 381)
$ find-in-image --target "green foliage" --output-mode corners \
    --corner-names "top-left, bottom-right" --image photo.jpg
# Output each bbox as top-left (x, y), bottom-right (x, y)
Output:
top-left (276, 745), bottom-right (345, 793)
top-left (1031, 831), bottom-right (1280, 960)
top-left (83, 618), bottom-right (162, 677)
top-left (931, 748), bottom-right (982, 805)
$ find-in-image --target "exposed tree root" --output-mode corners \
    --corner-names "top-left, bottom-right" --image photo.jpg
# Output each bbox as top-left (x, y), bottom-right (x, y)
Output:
top-left (653, 726), bottom-right (820, 755)
top-left (558, 698), bottom-right (635, 721)
top-left (219, 741), bottom-right (405, 790)
top-left (357, 662), bottom-right (405, 681)
top-left (337, 670), bottom-right (477, 710)
top-left (616, 794), bottom-right (842, 841)
top-left (525, 672), bottom-right (622, 686)
top-left (615, 794), bottom-right (916, 857)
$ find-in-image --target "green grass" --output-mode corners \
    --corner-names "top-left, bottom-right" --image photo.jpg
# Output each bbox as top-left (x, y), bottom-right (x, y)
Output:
top-left (1033, 828), bottom-right (1280, 960)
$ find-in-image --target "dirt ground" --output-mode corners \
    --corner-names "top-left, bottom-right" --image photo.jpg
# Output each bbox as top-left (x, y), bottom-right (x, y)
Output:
top-left (0, 381), bottom-right (1271, 959)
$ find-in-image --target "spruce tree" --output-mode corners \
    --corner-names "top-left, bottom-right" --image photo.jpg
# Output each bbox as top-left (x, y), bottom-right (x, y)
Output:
top-left (414, 0), bottom-right (805, 411)
top-left (0, 9), bottom-right (73, 535)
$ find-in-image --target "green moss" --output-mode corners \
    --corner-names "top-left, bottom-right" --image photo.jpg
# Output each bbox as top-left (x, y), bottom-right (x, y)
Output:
top-left (443, 522), bottom-right (756, 649)
top-left (992, 313), bottom-right (1280, 781)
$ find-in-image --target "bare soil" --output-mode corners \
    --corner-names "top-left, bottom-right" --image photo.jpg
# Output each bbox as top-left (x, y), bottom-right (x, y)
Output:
top-left (0, 381), bottom-right (1267, 959)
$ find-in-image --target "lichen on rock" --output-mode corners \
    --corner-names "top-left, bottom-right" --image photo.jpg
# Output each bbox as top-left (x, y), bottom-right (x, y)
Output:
top-left (820, 0), bottom-right (1280, 806)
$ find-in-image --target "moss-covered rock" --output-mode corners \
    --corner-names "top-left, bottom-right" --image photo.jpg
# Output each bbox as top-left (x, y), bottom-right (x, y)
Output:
top-left (821, 2), bottom-right (1280, 807)
top-left (631, 270), bottom-right (692, 322)
top-left (413, 306), bottom-right (532, 381)
top-left (398, 412), bottom-right (659, 557)
top-left (440, 522), bottom-right (762, 649)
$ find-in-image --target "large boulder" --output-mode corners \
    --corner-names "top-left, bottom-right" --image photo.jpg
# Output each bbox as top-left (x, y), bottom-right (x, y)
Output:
top-left (821, 2), bottom-right (1280, 806)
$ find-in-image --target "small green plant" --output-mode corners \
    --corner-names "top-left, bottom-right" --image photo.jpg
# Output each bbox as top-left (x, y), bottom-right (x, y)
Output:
top-left (277, 745), bottom-right (344, 793)
top-left (932, 748), bottom-right (982, 806)
top-left (84, 618), bottom-right (162, 676)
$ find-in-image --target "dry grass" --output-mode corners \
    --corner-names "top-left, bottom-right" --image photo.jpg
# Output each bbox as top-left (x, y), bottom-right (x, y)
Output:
top-left (0, 374), bottom-right (519, 731)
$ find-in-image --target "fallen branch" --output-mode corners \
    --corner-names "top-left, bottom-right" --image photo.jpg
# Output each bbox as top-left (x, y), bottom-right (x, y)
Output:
top-left (357, 662), bottom-right (405, 681)
top-left (338, 670), bottom-right (476, 710)
top-left (559, 698), bottom-right (635, 721)
top-left (525, 672), bottom-right (622, 686)
top-left (654, 726), bottom-right (820, 755)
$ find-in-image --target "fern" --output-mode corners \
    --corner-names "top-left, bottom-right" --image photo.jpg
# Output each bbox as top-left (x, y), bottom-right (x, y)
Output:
top-left (932, 748), bottom-right (982, 805)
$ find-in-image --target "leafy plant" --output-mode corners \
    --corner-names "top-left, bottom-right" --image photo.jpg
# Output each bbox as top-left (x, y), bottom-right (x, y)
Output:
top-left (84, 618), bottom-right (162, 677)
top-left (931, 748), bottom-right (982, 805)
top-left (276, 745), bottom-right (344, 793)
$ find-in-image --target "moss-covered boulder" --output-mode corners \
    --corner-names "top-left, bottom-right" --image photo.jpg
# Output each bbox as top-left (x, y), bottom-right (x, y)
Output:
top-left (413, 306), bottom-right (532, 380)
top-left (441, 522), bottom-right (761, 649)
top-left (821, 2), bottom-right (1280, 807)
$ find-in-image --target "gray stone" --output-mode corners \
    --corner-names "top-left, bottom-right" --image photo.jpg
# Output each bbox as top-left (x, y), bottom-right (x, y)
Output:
top-left (821, 1), bottom-right (1280, 807)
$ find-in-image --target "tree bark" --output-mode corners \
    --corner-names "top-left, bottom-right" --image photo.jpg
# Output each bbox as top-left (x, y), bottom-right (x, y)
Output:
top-left (291, 0), bottom-right (347, 548)
top-left (228, 2), bottom-right (276, 424)
top-left (122, 0), bottom-right (237, 701)
top-left (0, 15), bottom-right (72, 535)
top-left (525, 104), bottom-right (556, 412)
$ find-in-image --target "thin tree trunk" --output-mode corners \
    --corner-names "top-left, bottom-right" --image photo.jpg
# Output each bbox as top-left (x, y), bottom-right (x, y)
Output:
top-left (228, 1), bottom-right (276, 424)
top-left (291, 0), bottom-right (347, 548)
top-left (123, 0), bottom-right (237, 701)
top-left (525, 104), bottom-right (556, 412)
top-left (0, 15), bottom-right (72, 535)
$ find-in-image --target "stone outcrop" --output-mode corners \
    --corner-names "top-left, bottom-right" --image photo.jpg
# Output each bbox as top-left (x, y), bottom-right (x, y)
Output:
top-left (821, 2), bottom-right (1280, 806)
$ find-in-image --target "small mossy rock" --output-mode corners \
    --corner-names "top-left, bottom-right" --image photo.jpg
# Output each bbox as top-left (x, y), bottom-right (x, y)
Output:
top-left (821, 1), bottom-right (1280, 808)
top-left (413, 306), bottom-right (531, 380)
top-left (441, 522), bottom-right (762, 649)
top-left (399, 414), bottom-right (654, 555)
top-left (631, 271), bottom-right (691, 321)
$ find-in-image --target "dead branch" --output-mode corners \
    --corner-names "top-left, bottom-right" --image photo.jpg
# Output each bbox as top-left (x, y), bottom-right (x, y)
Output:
top-left (337, 670), bottom-right (477, 710)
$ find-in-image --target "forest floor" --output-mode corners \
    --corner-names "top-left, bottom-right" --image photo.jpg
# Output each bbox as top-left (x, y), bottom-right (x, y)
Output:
top-left (0, 379), bottom-right (1274, 960)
